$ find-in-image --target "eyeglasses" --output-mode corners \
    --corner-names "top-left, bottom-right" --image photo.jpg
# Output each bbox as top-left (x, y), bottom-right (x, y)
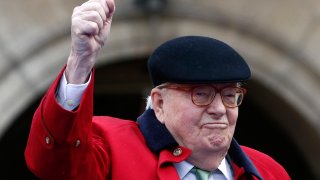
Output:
top-left (157, 83), bottom-right (246, 108)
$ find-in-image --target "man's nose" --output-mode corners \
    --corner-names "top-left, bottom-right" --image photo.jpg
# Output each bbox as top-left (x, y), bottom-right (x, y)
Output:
top-left (206, 93), bottom-right (226, 117)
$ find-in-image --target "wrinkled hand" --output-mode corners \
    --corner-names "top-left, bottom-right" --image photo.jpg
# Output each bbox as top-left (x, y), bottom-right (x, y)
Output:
top-left (66, 0), bottom-right (115, 84)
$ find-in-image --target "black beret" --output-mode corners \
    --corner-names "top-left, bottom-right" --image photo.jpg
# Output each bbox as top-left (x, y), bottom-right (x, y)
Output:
top-left (148, 36), bottom-right (251, 86)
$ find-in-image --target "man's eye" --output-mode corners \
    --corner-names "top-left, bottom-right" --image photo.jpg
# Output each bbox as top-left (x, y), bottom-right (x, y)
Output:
top-left (194, 89), bottom-right (211, 98)
top-left (195, 92), bottom-right (209, 96)
top-left (224, 93), bottom-right (236, 98)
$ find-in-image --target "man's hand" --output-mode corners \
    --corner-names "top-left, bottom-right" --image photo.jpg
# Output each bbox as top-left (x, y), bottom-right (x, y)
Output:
top-left (66, 0), bottom-right (115, 84)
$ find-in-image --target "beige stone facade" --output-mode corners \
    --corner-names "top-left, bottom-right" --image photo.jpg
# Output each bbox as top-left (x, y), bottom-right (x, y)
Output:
top-left (1, 0), bottom-right (320, 179)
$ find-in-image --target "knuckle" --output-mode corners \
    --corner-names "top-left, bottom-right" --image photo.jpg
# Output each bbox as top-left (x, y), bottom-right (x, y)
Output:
top-left (85, 22), bottom-right (99, 34)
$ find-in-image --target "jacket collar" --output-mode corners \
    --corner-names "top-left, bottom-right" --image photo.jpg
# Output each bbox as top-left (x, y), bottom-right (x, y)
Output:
top-left (228, 139), bottom-right (263, 180)
top-left (137, 109), bottom-right (178, 153)
top-left (137, 109), bottom-right (263, 180)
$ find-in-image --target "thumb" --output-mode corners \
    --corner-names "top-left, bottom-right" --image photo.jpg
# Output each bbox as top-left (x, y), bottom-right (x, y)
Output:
top-left (106, 0), bottom-right (116, 19)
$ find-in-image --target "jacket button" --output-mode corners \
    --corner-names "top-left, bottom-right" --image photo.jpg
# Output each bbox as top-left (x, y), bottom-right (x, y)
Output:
top-left (75, 139), bottom-right (81, 148)
top-left (45, 136), bottom-right (51, 144)
top-left (173, 147), bottom-right (182, 156)
top-left (66, 100), bottom-right (74, 107)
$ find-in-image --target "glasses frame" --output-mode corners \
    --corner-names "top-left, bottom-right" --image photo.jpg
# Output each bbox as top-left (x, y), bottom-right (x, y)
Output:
top-left (157, 83), bottom-right (247, 108)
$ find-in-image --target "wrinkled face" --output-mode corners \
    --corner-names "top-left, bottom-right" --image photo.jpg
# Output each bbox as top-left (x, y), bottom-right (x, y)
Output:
top-left (152, 83), bottom-right (239, 154)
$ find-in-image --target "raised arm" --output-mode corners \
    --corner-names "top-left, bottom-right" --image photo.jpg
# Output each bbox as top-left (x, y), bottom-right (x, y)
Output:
top-left (66, 0), bottom-right (115, 84)
top-left (25, 1), bottom-right (115, 179)
top-left (57, 0), bottom-right (115, 110)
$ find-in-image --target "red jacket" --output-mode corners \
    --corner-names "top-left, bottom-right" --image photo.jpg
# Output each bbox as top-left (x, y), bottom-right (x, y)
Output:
top-left (25, 68), bottom-right (290, 180)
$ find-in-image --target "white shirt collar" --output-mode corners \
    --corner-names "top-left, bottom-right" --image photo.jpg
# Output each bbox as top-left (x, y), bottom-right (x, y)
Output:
top-left (173, 158), bottom-right (233, 180)
top-left (174, 160), bottom-right (194, 178)
top-left (217, 158), bottom-right (233, 180)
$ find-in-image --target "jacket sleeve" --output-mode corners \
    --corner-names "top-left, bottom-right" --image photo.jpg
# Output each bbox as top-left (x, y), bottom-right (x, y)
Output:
top-left (24, 67), bottom-right (110, 180)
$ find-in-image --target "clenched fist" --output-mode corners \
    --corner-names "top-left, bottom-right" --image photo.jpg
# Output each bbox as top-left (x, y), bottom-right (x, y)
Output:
top-left (66, 0), bottom-right (115, 84)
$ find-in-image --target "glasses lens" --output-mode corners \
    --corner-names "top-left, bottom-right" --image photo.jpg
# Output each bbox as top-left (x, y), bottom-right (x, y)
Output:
top-left (221, 87), bottom-right (244, 107)
top-left (192, 86), bottom-right (214, 105)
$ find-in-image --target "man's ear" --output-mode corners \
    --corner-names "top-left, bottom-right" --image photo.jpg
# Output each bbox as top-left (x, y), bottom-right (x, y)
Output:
top-left (151, 88), bottom-right (165, 124)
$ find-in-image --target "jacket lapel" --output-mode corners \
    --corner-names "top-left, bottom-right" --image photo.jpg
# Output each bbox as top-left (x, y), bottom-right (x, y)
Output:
top-left (228, 139), bottom-right (263, 180)
top-left (157, 147), bottom-right (191, 180)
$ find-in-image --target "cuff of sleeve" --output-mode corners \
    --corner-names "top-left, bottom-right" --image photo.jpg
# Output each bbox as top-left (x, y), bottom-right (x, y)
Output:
top-left (56, 71), bottom-right (91, 110)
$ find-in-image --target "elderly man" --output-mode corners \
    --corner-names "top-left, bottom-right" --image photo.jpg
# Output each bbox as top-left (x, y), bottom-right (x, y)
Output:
top-left (25, 0), bottom-right (290, 179)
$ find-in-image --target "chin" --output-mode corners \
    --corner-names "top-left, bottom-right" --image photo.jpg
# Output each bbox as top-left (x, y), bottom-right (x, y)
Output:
top-left (207, 135), bottom-right (230, 150)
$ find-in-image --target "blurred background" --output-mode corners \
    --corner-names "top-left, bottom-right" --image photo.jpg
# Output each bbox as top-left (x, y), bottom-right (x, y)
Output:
top-left (1, 0), bottom-right (320, 179)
